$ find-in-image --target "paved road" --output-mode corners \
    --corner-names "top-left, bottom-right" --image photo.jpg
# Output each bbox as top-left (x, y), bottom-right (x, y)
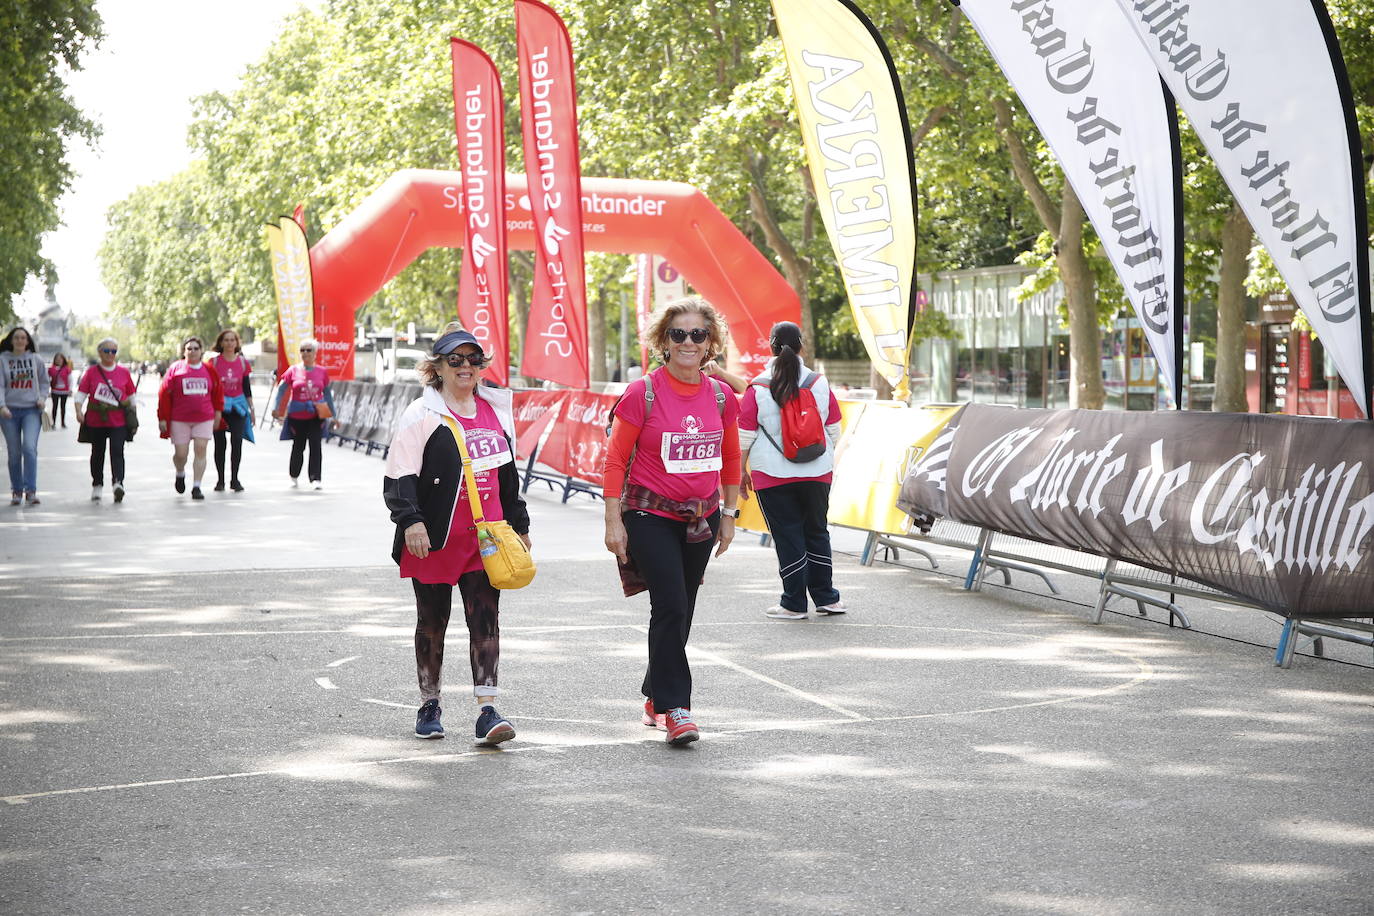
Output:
top-left (2, 398), bottom-right (1372, 914)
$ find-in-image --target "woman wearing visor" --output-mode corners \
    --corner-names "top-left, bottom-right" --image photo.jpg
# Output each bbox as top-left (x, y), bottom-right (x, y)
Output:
top-left (383, 323), bottom-right (530, 746)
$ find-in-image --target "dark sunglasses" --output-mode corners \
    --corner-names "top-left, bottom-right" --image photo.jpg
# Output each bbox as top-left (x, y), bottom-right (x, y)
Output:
top-left (185, 344), bottom-right (202, 350)
top-left (444, 352), bottom-right (486, 367)
top-left (100, 348), bottom-right (118, 355)
top-left (299, 347), bottom-right (315, 353)
top-left (667, 328), bottom-right (710, 344)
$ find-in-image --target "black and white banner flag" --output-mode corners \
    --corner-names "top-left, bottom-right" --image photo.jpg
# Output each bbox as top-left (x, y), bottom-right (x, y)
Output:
top-left (900, 404), bottom-right (1374, 618)
top-left (1114, 0), bottom-right (1372, 418)
top-left (953, 0), bottom-right (1184, 405)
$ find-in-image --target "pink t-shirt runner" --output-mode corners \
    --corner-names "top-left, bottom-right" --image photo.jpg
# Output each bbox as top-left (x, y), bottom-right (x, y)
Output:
top-left (212, 354), bottom-right (250, 399)
top-left (739, 384), bottom-right (842, 488)
top-left (400, 399), bottom-right (512, 585)
top-left (164, 361), bottom-right (219, 423)
top-left (614, 367), bottom-right (740, 512)
top-left (282, 365), bottom-right (330, 420)
top-left (78, 365), bottom-right (137, 428)
top-left (48, 365), bottom-right (71, 394)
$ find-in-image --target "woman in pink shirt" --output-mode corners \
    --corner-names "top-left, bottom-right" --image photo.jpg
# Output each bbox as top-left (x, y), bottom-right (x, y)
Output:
top-left (602, 297), bottom-right (742, 746)
top-left (48, 353), bottom-right (72, 428)
top-left (272, 338), bottom-right (337, 489)
top-left (210, 328), bottom-right (256, 492)
top-left (156, 336), bottom-right (224, 500)
top-left (75, 337), bottom-right (138, 502)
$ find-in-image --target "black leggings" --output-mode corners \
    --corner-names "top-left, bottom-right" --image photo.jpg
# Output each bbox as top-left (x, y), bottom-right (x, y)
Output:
top-left (213, 411), bottom-right (248, 484)
top-left (51, 395), bottom-right (69, 425)
top-left (623, 509), bottom-right (721, 712)
top-left (288, 417), bottom-right (323, 482)
top-left (412, 571), bottom-right (501, 701)
top-left (87, 426), bottom-right (126, 486)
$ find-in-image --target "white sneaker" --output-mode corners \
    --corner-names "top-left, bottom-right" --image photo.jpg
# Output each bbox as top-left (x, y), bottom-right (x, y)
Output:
top-left (91, 486), bottom-right (102, 502)
top-left (816, 601), bottom-right (848, 616)
top-left (290, 477), bottom-right (299, 488)
top-left (311, 481), bottom-right (322, 491)
top-left (765, 606), bottom-right (808, 620)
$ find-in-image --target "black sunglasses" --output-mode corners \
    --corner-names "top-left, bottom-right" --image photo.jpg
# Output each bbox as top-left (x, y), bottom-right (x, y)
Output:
top-left (299, 347), bottom-right (315, 353)
top-left (667, 328), bottom-right (710, 344)
top-left (100, 348), bottom-right (118, 355)
top-left (444, 352), bottom-right (486, 367)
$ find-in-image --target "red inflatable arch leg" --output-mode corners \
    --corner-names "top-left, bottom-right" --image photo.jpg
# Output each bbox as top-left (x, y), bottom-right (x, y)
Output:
top-left (309, 168), bottom-right (801, 379)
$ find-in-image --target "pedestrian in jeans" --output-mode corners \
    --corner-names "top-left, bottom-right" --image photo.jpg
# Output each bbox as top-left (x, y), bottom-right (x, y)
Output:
top-left (76, 338), bottom-right (139, 503)
top-left (0, 327), bottom-right (50, 506)
top-left (603, 296), bottom-right (742, 746)
top-left (48, 353), bottom-right (72, 428)
top-left (273, 339), bottom-right (336, 489)
top-left (739, 321), bottom-right (845, 620)
top-left (383, 325), bottom-right (530, 745)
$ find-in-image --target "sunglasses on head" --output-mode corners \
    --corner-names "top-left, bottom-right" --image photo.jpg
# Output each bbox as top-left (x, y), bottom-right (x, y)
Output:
top-left (100, 348), bottom-right (118, 355)
top-left (667, 327), bottom-right (710, 344)
top-left (444, 352), bottom-right (486, 367)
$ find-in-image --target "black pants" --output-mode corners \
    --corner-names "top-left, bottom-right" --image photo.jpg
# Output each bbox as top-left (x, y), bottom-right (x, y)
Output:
top-left (213, 411), bottom-right (248, 484)
top-left (288, 417), bottom-right (323, 482)
top-left (412, 572), bottom-right (501, 701)
top-left (51, 395), bottom-right (69, 426)
top-left (755, 481), bottom-right (840, 613)
top-left (624, 508), bottom-right (721, 712)
top-left (87, 426), bottom-right (126, 486)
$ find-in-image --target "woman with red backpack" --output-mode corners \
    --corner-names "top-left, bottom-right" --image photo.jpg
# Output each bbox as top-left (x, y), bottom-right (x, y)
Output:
top-left (740, 321), bottom-right (845, 620)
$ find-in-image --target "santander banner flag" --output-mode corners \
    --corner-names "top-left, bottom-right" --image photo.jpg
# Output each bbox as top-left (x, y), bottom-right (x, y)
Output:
top-left (451, 38), bottom-right (511, 386)
top-left (266, 215), bottom-right (315, 372)
top-left (515, 0), bottom-right (589, 388)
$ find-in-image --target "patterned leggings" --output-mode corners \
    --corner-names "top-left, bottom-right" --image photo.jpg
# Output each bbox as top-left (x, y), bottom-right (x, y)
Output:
top-left (412, 571), bottom-right (500, 701)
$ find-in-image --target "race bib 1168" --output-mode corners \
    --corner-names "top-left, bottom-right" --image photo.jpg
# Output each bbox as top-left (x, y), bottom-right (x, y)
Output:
top-left (660, 430), bottom-right (723, 474)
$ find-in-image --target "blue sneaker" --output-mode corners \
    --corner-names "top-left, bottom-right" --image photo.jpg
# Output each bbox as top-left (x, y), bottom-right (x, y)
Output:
top-left (415, 699), bottom-right (444, 739)
top-left (475, 705), bottom-right (515, 746)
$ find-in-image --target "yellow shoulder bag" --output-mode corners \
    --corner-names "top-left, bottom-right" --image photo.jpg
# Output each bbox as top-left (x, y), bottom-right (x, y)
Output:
top-left (442, 414), bottom-right (536, 589)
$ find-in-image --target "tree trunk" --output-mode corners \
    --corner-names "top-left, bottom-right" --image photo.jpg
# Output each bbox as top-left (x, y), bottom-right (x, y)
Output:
top-left (747, 172), bottom-right (813, 348)
top-left (509, 253), bottom-right (532, 380)
top-left (1056, 185), bottom-right (1104, 409)
top-left (1213, 202), bottom-right (1252, 412)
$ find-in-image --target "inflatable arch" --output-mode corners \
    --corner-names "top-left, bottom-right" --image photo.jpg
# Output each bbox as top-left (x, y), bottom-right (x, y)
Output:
top-left (310, 168), bottom-right (801, 380)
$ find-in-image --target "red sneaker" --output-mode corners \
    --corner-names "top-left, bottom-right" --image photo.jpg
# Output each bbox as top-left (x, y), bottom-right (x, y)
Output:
top-left (663, 707), bottom-right (699, 745)
top-left (642, 698), bottom-right (665, 729)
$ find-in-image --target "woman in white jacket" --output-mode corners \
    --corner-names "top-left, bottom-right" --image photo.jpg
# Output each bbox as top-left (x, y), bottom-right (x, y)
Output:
top-left (739, 322), bottom-right (846, 620)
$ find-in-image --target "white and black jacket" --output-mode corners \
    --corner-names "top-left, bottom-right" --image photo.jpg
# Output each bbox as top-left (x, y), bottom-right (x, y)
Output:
top-left (382, 385), bottom-right (529, 564)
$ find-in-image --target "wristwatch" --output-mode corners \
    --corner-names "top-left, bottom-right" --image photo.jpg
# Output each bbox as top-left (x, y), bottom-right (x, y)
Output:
top-left (720, 506), bottom-right (740, 519)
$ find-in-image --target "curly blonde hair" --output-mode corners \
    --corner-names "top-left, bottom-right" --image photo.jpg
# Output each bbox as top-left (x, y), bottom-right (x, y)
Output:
top-left (642, 296), bottom-right (728, 365)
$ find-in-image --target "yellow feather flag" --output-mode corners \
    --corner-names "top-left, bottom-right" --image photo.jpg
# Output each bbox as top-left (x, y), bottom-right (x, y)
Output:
top-left (265, 216), bottom-right (315, 369)
top-left (773, 0), bottom-right (917, 398)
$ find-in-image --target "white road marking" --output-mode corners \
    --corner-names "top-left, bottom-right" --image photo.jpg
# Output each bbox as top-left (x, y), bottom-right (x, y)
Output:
top-left (325, 656), bottom-right (360, 668)
top-left (631, 624), bottom-right (870, 721)
top-left (314, 677), bottom-right (337, 690)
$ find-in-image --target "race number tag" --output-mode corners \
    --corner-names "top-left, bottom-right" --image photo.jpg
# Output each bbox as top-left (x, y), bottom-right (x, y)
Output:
top-left (94, 382), bottom-right (121, 406)
top-left (182, 376), bottom-right (209, 396)
top-left (463, 427), bottom-right (512, 474)
top-left (660, 430), bottom-right (723, 474)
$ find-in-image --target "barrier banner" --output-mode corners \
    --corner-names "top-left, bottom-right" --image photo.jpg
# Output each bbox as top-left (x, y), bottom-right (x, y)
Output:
top-left (451, 38), bottom-right (510, 386)
top-left (515, 0), bottom-right (589, 388)
top-left (828, 402), bottom-right (961, 535)
top-left (953, 0), bottom-right (1184, 405)
top-left (266, 215), bottom-right (315, 371)
top-left (536, 389), bottom-right (615, 484)
top-left (901, 404), bottom-right (1374, 618)
top-left (512, 389), bottom-right (567, 459)
top-left (773, 0), bottom-right (918, 397)
top-left (1113, 0), bottom-right (1371, 417)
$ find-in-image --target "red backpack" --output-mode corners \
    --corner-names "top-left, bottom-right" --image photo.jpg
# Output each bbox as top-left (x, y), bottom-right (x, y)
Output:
top-left (754, 372), bottom-right (826, 463)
